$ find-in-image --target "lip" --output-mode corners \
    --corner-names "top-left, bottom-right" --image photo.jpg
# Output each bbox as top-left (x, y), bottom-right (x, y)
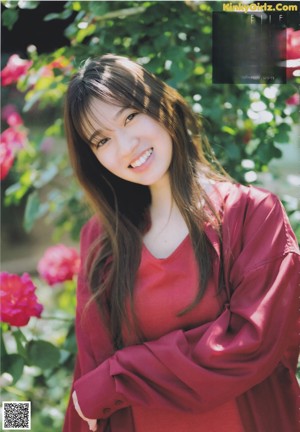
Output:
top-left (128, 148), bottom-right (153, 169)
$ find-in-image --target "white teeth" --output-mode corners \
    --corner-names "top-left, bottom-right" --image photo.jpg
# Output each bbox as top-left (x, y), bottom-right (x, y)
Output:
top-left (130, 148), bottom-right (153, 168)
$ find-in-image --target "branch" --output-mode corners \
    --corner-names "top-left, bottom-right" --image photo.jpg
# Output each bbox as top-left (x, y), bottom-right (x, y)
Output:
top-left (92, 6), bottom-right (146, 22)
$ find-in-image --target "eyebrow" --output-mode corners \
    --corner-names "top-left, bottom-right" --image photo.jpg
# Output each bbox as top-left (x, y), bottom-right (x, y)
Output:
top-left (88, 106), bottom-right (130, 142)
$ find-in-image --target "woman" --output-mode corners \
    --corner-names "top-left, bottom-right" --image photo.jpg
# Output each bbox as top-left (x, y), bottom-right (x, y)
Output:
top-left (63, 54), bottom-right (300, 432)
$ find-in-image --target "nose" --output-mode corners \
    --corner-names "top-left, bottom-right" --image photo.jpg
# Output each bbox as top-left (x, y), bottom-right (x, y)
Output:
top-left (115, 129), bottom-right (139, 157)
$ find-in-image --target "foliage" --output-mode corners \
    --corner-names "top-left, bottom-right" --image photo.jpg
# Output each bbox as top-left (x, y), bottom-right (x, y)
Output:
top-left (1, 1), bottom-right (300, 430)
top-left (1, 278), bottom-right (77, 431)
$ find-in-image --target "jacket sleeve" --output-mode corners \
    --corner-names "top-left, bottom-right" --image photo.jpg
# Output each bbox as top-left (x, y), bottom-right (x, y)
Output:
top-left (74, 188), bottom-right (300, 421)
top-left (63, 218), bottom-right (111, 432)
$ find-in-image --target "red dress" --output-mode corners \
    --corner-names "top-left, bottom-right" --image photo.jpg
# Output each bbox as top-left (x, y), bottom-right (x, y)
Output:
top-left (63, 182), bottom-right (300, 432)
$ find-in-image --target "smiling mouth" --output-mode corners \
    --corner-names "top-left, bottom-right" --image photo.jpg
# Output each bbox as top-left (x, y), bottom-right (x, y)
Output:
top-left (129, 148), bottom-right (153, 168)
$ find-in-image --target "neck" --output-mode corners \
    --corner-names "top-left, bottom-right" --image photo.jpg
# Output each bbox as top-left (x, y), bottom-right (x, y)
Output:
top-left (144, 174), bottom-right (189, 257)
top-left (149, 174), bottom-right (174, 221)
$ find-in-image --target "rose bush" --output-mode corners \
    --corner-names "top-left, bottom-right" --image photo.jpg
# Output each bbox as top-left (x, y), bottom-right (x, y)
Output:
top-left (1, 124), bottom-right (28, 150)
top-left (0, 104), bottom-right (28, 179)
top-left (0, 269), bottom-right (75, 429)
top-left (37, 244), bottom-right (80, 286)
top-left (0, 54), bottom-right (32, 86)
top-left (0, 272), bottom-right (43, 326)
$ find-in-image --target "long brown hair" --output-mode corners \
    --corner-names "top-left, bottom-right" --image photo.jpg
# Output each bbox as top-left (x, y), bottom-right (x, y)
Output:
top-left (64, 54), bottom-right (229, 349)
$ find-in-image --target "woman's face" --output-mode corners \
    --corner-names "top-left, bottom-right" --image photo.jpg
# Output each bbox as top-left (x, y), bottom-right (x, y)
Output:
top-left (84, 98), bottom-right (173, 189)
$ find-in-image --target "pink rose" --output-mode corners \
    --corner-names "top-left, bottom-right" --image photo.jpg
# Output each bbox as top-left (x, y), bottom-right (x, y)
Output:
top-left (6, 112), bottom-right (23, 127)
top-left (1, 126), bottom-right (27, 150)
top-left (37, 244), bottom-right (80, 286)
top-left (2, 105), bottom-right (23, 127)
top-left (0, 144), bottom-right (14, 180)
top-left (278, 28), bottom-right (300, 79)
top-left (0, 272), bottom-right (43, 327)
top-left (286, 93), bottom-right (300, 106)
top-left (2, 104), bottom-right (19, 121)
top-left (0, 109), bottom-right (28, 179)
top-left (1, 54), bottom-right (33, 86)
top-left (0, 143), bottom-right (15, 180)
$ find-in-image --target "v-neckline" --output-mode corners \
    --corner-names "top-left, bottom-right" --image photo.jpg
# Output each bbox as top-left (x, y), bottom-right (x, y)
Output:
top-left (142, 233), bottom-right (190, 262)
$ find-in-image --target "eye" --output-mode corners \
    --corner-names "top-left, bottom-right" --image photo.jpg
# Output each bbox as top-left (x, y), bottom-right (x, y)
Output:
top-left (95, 137), bottom-right (110, 149)
top-left (125, 112), bottom-right (138, 125)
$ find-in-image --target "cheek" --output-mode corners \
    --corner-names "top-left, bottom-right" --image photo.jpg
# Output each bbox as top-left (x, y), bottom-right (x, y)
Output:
top-left (161, 132), bottom-right (173, 160)
top-left (146, 120), bottom-right (172, 148)
top-left (93, 150), bottom-right (114, 171)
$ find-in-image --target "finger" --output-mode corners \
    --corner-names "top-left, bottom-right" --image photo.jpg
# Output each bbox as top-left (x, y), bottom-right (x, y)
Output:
top-left (87, 419), bottom-right (97, 431)
top-left (72, 391), bottom-right (80, 413)
top-left (72, 391), bottom-right (88, 421)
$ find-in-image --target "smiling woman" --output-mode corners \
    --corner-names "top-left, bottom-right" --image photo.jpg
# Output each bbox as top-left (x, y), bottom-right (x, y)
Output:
top-left (85, 100), bottom-right (173, 188)
top-left (63, 54), bottom-right (300, 432)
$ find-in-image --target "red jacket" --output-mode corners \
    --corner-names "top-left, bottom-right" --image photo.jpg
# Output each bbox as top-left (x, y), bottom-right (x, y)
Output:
top-left (63, 183), bottom-right (300, 432)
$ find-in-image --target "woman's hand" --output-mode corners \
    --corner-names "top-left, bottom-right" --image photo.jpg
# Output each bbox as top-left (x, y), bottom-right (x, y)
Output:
top-left (72, 390), bottom-right (98, 431)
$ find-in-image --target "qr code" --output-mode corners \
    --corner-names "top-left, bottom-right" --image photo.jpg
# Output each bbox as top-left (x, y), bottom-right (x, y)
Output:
top-left (2, 401), bottom-right (31, 430)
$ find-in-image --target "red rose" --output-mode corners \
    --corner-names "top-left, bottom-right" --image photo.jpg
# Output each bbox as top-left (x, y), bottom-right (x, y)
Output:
top-left (0, 272), bottom-right (43, 327)
top-left (37, 244), bottom-right (80, 286)
top-left (0, 144), bottom-right (14, 180)
top-left (286, 28), bottom-right (300, 60)
top-left (1, 54), bottom-right (33, 86)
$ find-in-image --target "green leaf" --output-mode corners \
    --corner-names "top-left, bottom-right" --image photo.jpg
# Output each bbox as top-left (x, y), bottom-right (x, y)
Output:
top-left (277, 123), bottom-right (291, 133)
top-left (18, 1), bottom-right (39, 9)
top-left (27, 340), bottom-right (60, 370)
top-left (33, 165), bottom-right (58, 188)
top-left (74, 23), bottom-right (96, 44)
top-left (271, 146), bottom-right (282, 159)
top-left (221, 126), bottom-right (236, 135)
top-left (88, 1), bottom-right (108, 15)
top-left (226, 142), bottom-right (241, 160)
top-left (23, 90), bottom-right (44, 112)
top-left (2, 8), bottom-right (19, 30)
top-left (2, 1), bottom-right (18, 8)
top-left (72, 2), bottom-right (81, 12)
top-left (1, 331), bottom-right (8, 357)
top-left (274, 122), bottom-right (291, 143)
top-left (5, 182), bottom-right (30, 203)
top-left (63, 325), bottom-right (77, 354)
top-left (12, 329), bottom-right (28, 360)
top-left (275, 131), bottom-right (290, 144)
top-left (44, 9), bottom-right (72, 22)
top-left (24, 191), bottom-right (40, 232)
top-left (2, 354), bottom-right (25, 384)
top-left (45, 118), bottom-right (63, 137)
